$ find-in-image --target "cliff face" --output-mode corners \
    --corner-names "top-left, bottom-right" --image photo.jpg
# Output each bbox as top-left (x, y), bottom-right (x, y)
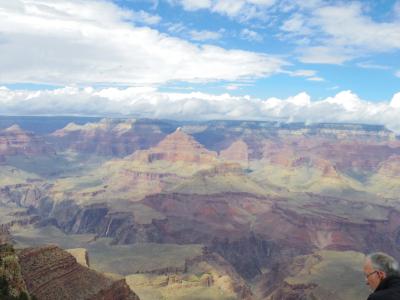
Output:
top-left (35, 191), bottom-right (400, 287)
top-left (126, 251), bottom-right (253, 300)
top-left (132, 128), bottom-right (217, 164)
top-left (257, 251), bottom-right (370, 300)
top-left (219, 140), bottom-right (249, 163)
top-left (0, 226), bottom-right (10, 245)
top-left (3, 118), bottom-right (400, 300)
top-left (0, 125), bottom-right (54, 156)
top-left (18, 245), bottom-right (139, 300)
top-left (49, 119), bottom-right (174, 156)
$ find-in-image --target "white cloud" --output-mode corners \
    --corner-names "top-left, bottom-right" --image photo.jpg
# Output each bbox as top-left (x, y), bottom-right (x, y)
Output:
top-left (131, 10), bottom-right (162, 25)
top-left (357, 62), bottom-right (390, 70)
top-left (307, 76), bottom-right (324, 82)
top-left (189, 30), bottom-right (222, 41)
top-left (289, 69), bottom-right (316, 77)
top-left (167, 22), bottom-right (187, 33)
top-left (172, 0), bottom-right (275, 21)
top-left (391, 92), bottom-right (400, 109)
top-left (395, 70), bottom-right (400, 78)
top-left (0, 0), bottom-right (285, 85)
top-left (280, 13), bottom-right (310, 35)
top-left (225, 82), bottom-right (252, 90)
top-left (240, 28), bottom-right (263, 42)
top-left (2, 86), bottom-right (400, 133)
top-left (314, 3), bottom-right (400, 51)
top-left (226, 85), bottom-right (240, 90)
top-left (177, 0), bottom-right (212, 11)
top-left (281, 2), bottom-right (400, 64)
top-left (285, 69), bottom-right (324, 82)
top-left (299, 46), bottom-right (353, 64)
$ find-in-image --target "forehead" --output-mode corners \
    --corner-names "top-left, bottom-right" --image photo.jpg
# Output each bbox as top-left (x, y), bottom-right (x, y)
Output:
top-left (364, 258), bottom-right (374, 271)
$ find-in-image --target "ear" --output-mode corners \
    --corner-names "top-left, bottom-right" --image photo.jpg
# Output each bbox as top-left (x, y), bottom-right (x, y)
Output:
top-left (377, 271), bottom-right (387, 280)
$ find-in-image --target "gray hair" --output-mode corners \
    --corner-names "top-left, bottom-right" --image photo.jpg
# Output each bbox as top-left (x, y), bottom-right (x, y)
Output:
top-left (367, 252), bottom-right (400, 276)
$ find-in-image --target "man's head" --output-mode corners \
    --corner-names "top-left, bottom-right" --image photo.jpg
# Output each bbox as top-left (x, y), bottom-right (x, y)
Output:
top-left (364, 252), bottom-right (399, 290)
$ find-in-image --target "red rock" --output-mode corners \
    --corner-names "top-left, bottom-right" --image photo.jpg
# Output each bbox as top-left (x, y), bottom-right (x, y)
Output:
top-left (18, 245), bottom-right (140, 300)
top-left (377, 155), bottom-right (400, 177)
top-left (50, 119), bottom-right (170, 156)
top-left (219, 140), bottom-right (249, 162)
top-left (0, 125), bottom-right (54, 156)
top-left (132, 128), bottom-right (217, 163)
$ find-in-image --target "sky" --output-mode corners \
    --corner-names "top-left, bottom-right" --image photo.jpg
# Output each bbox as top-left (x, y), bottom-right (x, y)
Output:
top-left (0, 0), bottom-right (400, 131)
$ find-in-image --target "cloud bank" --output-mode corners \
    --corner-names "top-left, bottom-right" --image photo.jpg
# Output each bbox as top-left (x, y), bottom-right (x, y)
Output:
top-left (0, 0), bottom-right (285, 85)
top-left (1, 86), bottom-right (400, 133)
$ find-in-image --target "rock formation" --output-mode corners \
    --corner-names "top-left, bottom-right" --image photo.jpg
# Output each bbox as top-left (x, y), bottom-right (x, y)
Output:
top-left (0, 125), bottom-right (54, 156)
top-left (219, 140), bottom-right (249, 163)
top-left (2, 117), bottom-right (400, 300)
top-left (50, 119), bottom-right (174, 156)
top-left (18, 245), bottom-right (140, 300)
top-left (132, 128), bottom-right (217, 164)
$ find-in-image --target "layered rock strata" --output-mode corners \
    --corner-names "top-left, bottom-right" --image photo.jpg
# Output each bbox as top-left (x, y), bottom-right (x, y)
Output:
top-left (132, 128), bottom-right (217, 164)
top-left (50, 119), bottom-right (174, 156)
top-left (0, 125), bottom-right (54, 156)
top-left (18, 245), bottom-right (140, 300)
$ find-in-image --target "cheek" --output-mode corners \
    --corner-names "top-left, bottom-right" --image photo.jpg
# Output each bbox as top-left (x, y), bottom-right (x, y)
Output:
top-left (369, 277), bottom-right (379, 288)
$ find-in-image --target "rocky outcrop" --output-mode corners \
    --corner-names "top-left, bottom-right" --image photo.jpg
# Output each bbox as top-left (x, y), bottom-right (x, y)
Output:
top-left (49, 119), bottom-right (174, 156)
top-left (219, 140), bottom-right (249, 163)
top-left (257, 251), bottom-right (370, 300)
top-left (18, 245), bottom-right (140, 300)
top-left (0, 125), bottom-right (54, 156)
top-left (87, 279), bottom-right (139, 300)
top-left (66, 248), bottom-right (90, 268)
top-left (0, 225), bottom-right (10, 245)
top-left (132, 128), bottom-right (217, 164)
top-left (376, 155), bottom-right (400, 177)
top-left (126, 251), bottom-right (253, 300)
top-left (210, 235), bottom-right (278, 280)
top-left (0, 184), bottom-right (52, 214)
top-left (48, 202), bottom-right (164, 244)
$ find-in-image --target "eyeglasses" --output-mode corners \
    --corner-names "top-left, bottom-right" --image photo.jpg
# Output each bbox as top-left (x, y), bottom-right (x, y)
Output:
top-left (365, 271), bottom-right (378, 279)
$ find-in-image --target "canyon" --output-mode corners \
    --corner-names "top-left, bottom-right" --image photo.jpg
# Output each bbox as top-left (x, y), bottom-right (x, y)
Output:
top-left (1, 116), bottom-right (400, 299)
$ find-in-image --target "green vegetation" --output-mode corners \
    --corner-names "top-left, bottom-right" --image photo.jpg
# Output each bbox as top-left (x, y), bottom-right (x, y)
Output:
top-left (0, 245), bottom-right (33, 300)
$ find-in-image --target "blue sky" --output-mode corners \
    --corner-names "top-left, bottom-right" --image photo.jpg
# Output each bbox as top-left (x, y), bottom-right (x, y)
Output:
top-left (0, 0), bottom-right (400, 130)
top-left (123, 0), bottom-right (400, 101)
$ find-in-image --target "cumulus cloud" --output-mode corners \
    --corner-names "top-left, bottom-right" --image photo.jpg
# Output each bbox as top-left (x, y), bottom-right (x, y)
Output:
top-left (280, 2), bottom-right (400, 64)
top-left (171, 1), bottom-right (400, 64)
top-left (391, 92), bottom-right (400, 109)
top-left (0, 0), bottom-right (285, 85)
top-left (1, 86), bottom-right (400, 133)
